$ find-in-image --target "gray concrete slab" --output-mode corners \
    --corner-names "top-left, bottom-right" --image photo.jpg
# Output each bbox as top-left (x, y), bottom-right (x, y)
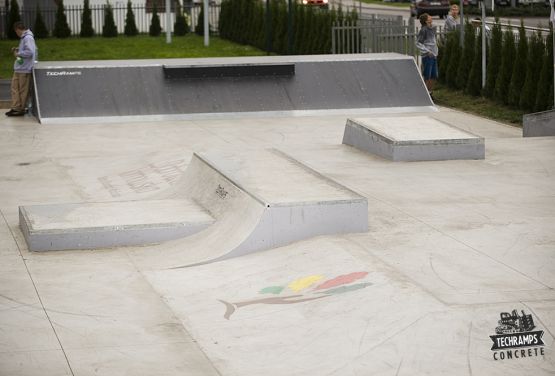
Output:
top-left (0, 106), bottom-right (553, 375)
top-left (19, 199), bottom-right (214, 251)
top-left (343, 116), bottom-right (485, 161)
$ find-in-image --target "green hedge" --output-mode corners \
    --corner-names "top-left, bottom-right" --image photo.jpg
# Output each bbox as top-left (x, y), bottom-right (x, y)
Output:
top-left (439, 21), bottom-right (554, 113)
top-left (219, 0), bottom-right (357, 54)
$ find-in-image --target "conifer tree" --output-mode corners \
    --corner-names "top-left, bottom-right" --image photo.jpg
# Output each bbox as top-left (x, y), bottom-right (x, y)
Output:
top-left (271, 0), bottom-right (286, 54)
top-left (7, 0), bottom-right (21, 39)
top-left (535, 27), bottom-right (554, 112)
top-left (245, 0), bottom-right (258, 45)
top-left (437, 39), bottom-right (448, 83)
top-left (81, 0), bottom-right (94, 37)
top-left (456, 21), bottom-right (475, 90)
top-left (519, 32), bottom-right (544, 111)
top-left (312, 10), bottom-right (326, 54)
top-left (465, 28), bottom-right (483, 96)
top-left (33, 5), bottom-right (49, 39)
top-left (102, 2), bottom-right (118, 37)
top-left (238, 0), bottom-right (248, 43)
top-left (217, 0), bottom-right (228, 38)
top-left (195, 6), bottom-right (207, 35)
top-left (446, 30), bottom-right (461, 89)
top-left (53, 0), bottom-right (71, 38)
top-left (149, 2), bottom-right (162, 36)
top-left (227, 0), bottom-right (239, 41)
top-left (174, 0), bottom-right (189, 36)
top-left (483, 20), bottom-right (502, 98)
top-left (124, 0), bottom-right (139, 36)
top-left (439, 29), bottom-right (458, 84)
top-left (253, 1), bottom-right (266, 49)
top-left (508, 22), bottom-right (528, 107)
top-left (293, 2), bottom-right (305, 54)
top-left (319, 6), bottom-right (333, 53)
top-left (494, 29), bottom-right (516, 105)
top-left (300, 2), bottom-right (314, 53)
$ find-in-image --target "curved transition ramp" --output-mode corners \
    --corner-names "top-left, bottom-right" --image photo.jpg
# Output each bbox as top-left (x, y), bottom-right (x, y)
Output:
top-left (32, 54), bottom-right (434, 124)
top-left (19, 149), bottom-right (368, 266)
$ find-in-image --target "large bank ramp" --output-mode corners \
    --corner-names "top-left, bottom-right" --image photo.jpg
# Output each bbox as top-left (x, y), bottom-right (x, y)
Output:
top-left (32, 54), bottom-right (434, 124)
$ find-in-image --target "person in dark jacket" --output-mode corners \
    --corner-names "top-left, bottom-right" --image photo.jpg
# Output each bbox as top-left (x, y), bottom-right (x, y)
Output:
top-left (415, 13), bottom-right (438, 99)
top-left (6, 22), bottom-right (36, 117)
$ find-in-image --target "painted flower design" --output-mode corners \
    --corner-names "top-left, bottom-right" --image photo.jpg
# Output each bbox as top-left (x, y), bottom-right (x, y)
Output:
top-left (219, 271), bottom-right (371, 319)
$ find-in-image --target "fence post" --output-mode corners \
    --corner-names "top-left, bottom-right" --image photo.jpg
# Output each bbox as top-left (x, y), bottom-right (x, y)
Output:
top-left (331, 22), bottom-right (335, 53)
top-left (166, 0), bottom-right (171, 43)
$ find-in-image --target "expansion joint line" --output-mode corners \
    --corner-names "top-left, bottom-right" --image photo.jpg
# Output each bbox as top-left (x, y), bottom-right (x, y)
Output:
top-left (0, 209), bottom-right (76, 376)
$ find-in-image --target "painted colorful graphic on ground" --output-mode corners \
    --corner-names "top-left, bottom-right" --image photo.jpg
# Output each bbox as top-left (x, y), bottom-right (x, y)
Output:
top-left (219, 271), bottom-right (371, 319)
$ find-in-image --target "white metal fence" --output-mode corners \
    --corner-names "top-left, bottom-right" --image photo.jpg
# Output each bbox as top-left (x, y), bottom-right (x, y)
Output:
top-left (332, 16), bottom-right (447, 58)
top-left (0, 2), bottom-right (220, 38)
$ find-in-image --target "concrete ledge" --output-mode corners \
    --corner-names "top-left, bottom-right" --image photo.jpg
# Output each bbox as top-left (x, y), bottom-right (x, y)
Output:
top-left (19, 199), bottom-right (214, 251)
top-left (343, 116), bottom-right (485, 161)
top-left (523, 109), bottom-right (555, 137)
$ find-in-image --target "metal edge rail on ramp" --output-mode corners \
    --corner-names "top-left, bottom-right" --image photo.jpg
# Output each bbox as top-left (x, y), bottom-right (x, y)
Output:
top-left (32, 54), bottom-right (435, 124)
top-left (19, 149), bottom-right (368, 267)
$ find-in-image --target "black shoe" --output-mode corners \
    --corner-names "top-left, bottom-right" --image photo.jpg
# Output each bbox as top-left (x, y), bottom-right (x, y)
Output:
top-left (6, 110), bottom-right (25, 117)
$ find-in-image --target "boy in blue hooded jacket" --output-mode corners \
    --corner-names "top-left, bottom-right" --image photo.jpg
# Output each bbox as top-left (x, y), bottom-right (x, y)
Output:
top-left (7, 22), bottom-right (36, 117)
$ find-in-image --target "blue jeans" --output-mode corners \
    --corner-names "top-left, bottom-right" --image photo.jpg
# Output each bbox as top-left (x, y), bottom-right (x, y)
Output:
top-left (422, 55), bottom-right (438, 81)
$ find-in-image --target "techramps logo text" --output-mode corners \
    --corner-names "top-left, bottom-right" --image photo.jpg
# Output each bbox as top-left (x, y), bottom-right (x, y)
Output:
top-left (218, 271), bottom-right (371, 320)
top-left (490, 309), bottom-right (545, 361)
top-left (46, 71), bottom-right (82, 77)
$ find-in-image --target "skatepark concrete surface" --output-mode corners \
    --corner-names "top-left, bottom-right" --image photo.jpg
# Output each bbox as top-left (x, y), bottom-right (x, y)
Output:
top-left (1, 107), bottom-right (554, 376)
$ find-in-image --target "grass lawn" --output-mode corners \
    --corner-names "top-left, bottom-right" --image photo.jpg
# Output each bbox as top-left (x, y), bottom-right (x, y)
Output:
top-left (433, 83), bottom-right (526, 127)
top-left (0, 34), bottom-right (266, 79)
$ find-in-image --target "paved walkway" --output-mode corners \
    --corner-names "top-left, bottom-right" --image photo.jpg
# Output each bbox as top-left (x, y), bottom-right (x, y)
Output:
top-left (1, 107), bottom-right (553, 375)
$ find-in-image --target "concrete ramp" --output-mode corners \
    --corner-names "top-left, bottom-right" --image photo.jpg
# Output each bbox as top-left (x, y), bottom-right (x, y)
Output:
top-left (19, 149), bottom-right (368, 265)
top-left (32, 54), bottom-right (434, 124)
top-left (343, 116), bottom-right (485, 161)
top-left (168, 149), bottom-right (368, 266)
